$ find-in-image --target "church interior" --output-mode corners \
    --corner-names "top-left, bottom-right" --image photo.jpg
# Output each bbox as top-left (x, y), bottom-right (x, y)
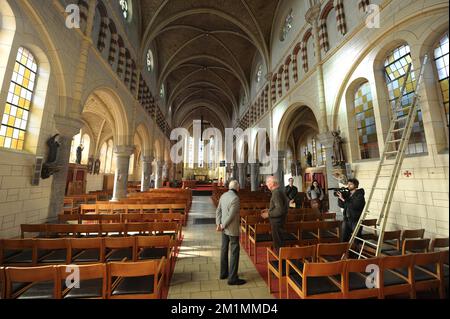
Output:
top-left (0, 0), bottom-right (448, 300)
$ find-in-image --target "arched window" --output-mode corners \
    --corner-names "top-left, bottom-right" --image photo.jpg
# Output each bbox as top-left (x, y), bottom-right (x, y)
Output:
top-left (434, 32), bottom-right (449, 127)
top-left (119, 0), bottom-right (130, 21)
top-left (105, 139), bottom-right (114, 174)
top-left (354, 82), bottom-right (379, 159)
top-left (146, 49), bottom-right (154, 72)
top-left (320, 144), bottom-right (326, 165)
top-left (69, 132), bottom-right (91, 164)
top-left (99, 142), bottom-right (108, 173)
top-left (129, 153), bottom-right (135, 175)
top-left (0, 47), bottom-right (37, 150)
top-left (384, 44), bottom-right (427, 155)
top-left (188, 137), bottom-right (194, 168)
top-left (312, 138), bottom-right (317, 167)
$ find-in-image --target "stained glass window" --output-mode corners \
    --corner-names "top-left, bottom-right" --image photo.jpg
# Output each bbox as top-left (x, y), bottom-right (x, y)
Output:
top-left (312, 138), bottom-right (317, 166)
top-left (434, 32), bottom-right (449, 127)
top-left (99, 142), bottom-right (108, 174)
top-left (105, 139), bottom-right (114, 174)
top-left (354, 82), bottom-right (380, 159)
top-left (256, 65), bottom-right (263, 83)
top-left (119, 0), bottom-right (129, 20)
top-left (384, 44), bottom-right (427, 155)
top-left (160, 84), bottom-right (165, 99)
top-left (280, 9), bottom-right (294, 42)
top-left (146, 49), bottom-right (154, 72)
top-left (0, 47), bottom-right (37, 150)
top-left (129, 153), bottom-right (134, 175)
top-left (320, 144), bottom-right (326, 165)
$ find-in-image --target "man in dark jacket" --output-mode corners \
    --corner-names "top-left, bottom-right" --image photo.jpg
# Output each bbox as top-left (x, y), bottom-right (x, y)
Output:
top-left (261, 176), bottom-right (289, 252)
top-left (337, 178), bottom-right (366, 242)
top-left (285, 178), bottom-right (298, 207)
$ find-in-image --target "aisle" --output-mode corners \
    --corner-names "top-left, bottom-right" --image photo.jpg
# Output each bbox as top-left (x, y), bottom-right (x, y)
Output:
top-left (168, 196), bottom-right (273, 299)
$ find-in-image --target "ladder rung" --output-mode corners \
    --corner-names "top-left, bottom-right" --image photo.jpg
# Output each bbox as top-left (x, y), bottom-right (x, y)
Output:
top-left (387, 139), bottom-right (403, 144)
top-left (394, 106), bottom-right (412, 113)
top-left (348, 249), bottom-right (369, 259)
top-left (392, 128), bottom-right (406, 133)
top-left (394, 116), bottom-right (408, 122)
top-left (361, 225), bottom-right (378, 231)
top-left (354, 237), bottom-right (378, 247)
top-left (384, 151), bottom-right (398, 155)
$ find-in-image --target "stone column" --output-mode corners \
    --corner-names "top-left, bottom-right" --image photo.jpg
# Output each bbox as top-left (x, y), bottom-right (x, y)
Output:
top-left (238, 163), bottom-right (246, 189)
top-left (318, 132), bottom-right (341, 217)
top-left (140, 156), bottom-right (153, 192)
top-left (232, 163), bottom-right (238, 181)
top-left (155, 160), bottom-right (164, 189)
top-left (272, 150), bottom-right (286, 186)
top-left (250, 162), bottom-right (259, 192)
top-left (48, 115), bottom-right (83, 219)
top-left (111, 145), bottom-right (134, 201)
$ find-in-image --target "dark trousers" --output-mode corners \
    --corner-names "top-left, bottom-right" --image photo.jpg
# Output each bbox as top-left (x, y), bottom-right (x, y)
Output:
top-left (342, 219), bottom-right (362, 243)
top-left (220, 233), bottom-right (240, 282)
top-left (270, 220), bottom-right (285, 253)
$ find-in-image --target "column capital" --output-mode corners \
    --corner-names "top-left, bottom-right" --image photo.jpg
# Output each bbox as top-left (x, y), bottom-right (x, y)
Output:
top-left (305, 3), bottom-right (321, 25)
top-left (317, 131), bottom-right (335, 148)
top-left (54, 115), bottom-right (83, 138)
top-left (114, 145), bottom-right (135, 157)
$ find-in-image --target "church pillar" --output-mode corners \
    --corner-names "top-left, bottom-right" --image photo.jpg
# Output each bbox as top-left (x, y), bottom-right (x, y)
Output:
top-left (272, 150), bottom-right (286, 186)
top-left (306, 3), bottom-right (329, 133)
top-left (140, 156), bottom-right (153, 192)
top-left (318, 132), bottom-right (341, 217)
top-left (238, 163), bottom-right (246, 189)
top-left (232, 163), bottom-right (238, 181)
top-left (155, 160), bottom-right (164, 189)
top-left (111, 145), bottom-right (134, 201)
top-left (250, 162), bottom-right (259, 192)
top-left (48, 115), bottom-right (83, 219)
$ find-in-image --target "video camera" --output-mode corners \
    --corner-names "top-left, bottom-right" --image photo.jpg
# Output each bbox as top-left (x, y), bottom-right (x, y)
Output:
top-left (328, 187), bottom-right (350, 198)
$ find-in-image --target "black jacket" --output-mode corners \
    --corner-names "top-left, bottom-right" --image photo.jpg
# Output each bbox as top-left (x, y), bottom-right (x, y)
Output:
top-left (338, 189), bottom-right (366, 222)
top-left (269, 188), bottom-right (289, 223)
top-left (285, 185), bottom-right (298, 200)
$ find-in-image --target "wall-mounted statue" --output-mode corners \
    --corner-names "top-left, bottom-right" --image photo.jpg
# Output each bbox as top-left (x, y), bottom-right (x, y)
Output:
top-left (306, 151), bottom-right (313, 167)
top-left (76, 144), bottom-right (84, 164)
top-left (41, 134), bottom-right (62, 179)
top-left (94, 159), bottom-right (101, 175)
top-left (87, 157), bottom-right (94, 173)
top-left (332, 130), bottom-right (346, 167)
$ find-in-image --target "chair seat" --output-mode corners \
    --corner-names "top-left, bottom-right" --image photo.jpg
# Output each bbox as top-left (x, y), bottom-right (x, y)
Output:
top-left (64, 279), bottom-right (103, 299)
top-left (112, 275), bottom-right (155, 295)
top-left (319, 230), bottom-right (338, 239)
top-left (72, 249), bottom-right (101, 262)
top-left (17, 281), bottom-right (55, 299)
top-left (269, 259), bottom-right (304, 276)
top-left (320, 255), bottom-right (341, 262)
top-left (420, 264), bottom-right (449, 278)
top-left (394, 266), bottom-right (438, 282)
top-left (255, 234), bottom-right (272, 242)
top-left (289, 273), bottom-right (341, 296)
top-left (106, 249), bottom-right (133, 261)
top-left (383, 269), bottom-right (408, 287)
top-left (283, 233), bottom-right (298, 242)
top-left (383, 250), bottom-right (401, 256)
top-left (301, 231), bottom-right (316, 240)
top-left (343, 273), bottom-right (369, 291)
top-left (39, 250), bottom-right (68, 263)
top-left (4, 250), bottom-right (46, 264)
top-left (138, 248), bottom-right (168, 260)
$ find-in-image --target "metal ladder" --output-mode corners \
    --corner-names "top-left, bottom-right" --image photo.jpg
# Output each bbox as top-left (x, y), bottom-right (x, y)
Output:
top-left (346, 54), bottom-right (429, 259)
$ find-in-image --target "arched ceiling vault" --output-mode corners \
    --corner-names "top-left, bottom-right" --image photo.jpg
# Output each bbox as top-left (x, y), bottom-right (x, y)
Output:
top-left (139, 0), bottom-right (280, 129)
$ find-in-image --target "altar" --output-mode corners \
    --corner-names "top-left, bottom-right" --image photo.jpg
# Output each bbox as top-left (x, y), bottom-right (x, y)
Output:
top-left (194, 175), bottom-right (208, 182)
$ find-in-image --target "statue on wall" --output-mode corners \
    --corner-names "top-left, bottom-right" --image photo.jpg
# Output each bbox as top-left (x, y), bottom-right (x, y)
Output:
top-left (76, 144), bottom-right (84, 165)
top-left (87, 157), bottom-right (94, 173)
top-left (291, 160), bottom-right (302, 177)
top-left (94, 159), bottom-right (101, 175)
top-left (306, 151), bottom-right (313, 167)
top-left (41, 134), bottom-right (62, 179)
top-left (332, 130), bottom-right (346, 167)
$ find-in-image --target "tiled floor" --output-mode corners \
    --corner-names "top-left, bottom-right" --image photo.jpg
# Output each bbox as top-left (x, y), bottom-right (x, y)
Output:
top-left (168, 196), bottom-right (273, 299)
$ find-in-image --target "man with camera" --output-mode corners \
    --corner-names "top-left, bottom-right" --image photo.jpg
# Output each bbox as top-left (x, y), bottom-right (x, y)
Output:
top-left (336, 178), bottom-right (366, 243)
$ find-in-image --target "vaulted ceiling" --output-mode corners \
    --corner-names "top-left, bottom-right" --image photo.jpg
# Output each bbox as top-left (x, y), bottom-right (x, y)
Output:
top-left (139, 0), bottom-right (281, 131)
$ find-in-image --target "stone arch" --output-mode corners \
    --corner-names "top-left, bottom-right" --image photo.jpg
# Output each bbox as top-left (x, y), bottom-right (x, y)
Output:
top-left (135, 122), bottom-right (152, 157)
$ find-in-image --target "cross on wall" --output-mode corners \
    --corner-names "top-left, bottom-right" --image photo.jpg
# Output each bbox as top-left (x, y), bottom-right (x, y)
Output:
top-left (403, 170), bottom-right (413, 178)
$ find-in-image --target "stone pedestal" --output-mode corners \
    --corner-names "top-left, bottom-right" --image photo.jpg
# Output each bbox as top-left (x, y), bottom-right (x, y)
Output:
top-left (140, 156), bottom-right (153, 192)
top-left (111, 145), bottom-right (134, 201)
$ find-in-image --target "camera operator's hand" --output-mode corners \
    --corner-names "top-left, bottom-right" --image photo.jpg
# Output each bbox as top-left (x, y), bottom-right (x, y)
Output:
top-left (337, 192), bottom-right (345, 202)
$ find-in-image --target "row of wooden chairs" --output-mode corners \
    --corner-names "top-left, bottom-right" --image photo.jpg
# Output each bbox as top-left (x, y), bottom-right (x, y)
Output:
top-left (1, 236), bottom-right (174, 268)
top-left (79, 203), bottom-right (187, 215)
top-left (20, 222), bottom-right (181, 241)
top-left (248, 220), bottom-right (343, 263)
top-left (267, 243), bottom-right (449, 299)
top-left (0, 259), bottom-right (165, 299)
top-left (57, 212), bottom-right (185, 225)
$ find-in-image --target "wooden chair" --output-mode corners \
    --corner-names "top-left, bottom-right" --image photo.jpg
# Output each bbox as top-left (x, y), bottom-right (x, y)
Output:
top-left (343, 258), bottom-right (382, 299)
top-left (107, 259), bottom-right (165, 299)
top-left (298, 221), bottom-right (320, 246)
top-left (286, 259), bottom-right (345, 299)
top-left (70, 238), bottom-right (105, 264)
top-left (241, 215), bottom-right (263, 250)
top-left (46, 224), bottom-right (78, 238)
top-left (379, 254), bottom-right (414, 298)
top-left (100, 224), bottom-right (125, 237)
top-left (267, 245), bottom-right (316, 299)
top-left (35, 239), bottom-right (70, 265)
top-left (248, 223), bottom-right (272, 264)
top-left (1, 239), bottom-right (36, 266)
top-left (430, 238), bottom-right (449, 252)
top-left (440, 250), bottom-right (449, 297)
top-left (75, 224), bottom-right (101, 237)
top-left (283, 223), bottom-right (300, 247)
top-left (104, 237), bottom-right (135, 262)
top-left (0, 267), bottom-right (5, 299)
top-left (366, 230), bottom-right (401, 257)
top-left (21, 224), bottom-right (47, 239)
top-left (316, 243), bottom-right (349, 262)
top-left (412, 252), bottom-right (443, 298)
top-left (316, 221), bottom-right (341, 244)
top-left (401, 229), bottom-right (425, 244)
top-left (57, 263), bottom-right (107, 299)
top-left (135, 236), bottom-right (172, 284)
top-left (402, 239), bottom-right (430, 255)
top-left (5, 265), bottom-right (59, 299)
